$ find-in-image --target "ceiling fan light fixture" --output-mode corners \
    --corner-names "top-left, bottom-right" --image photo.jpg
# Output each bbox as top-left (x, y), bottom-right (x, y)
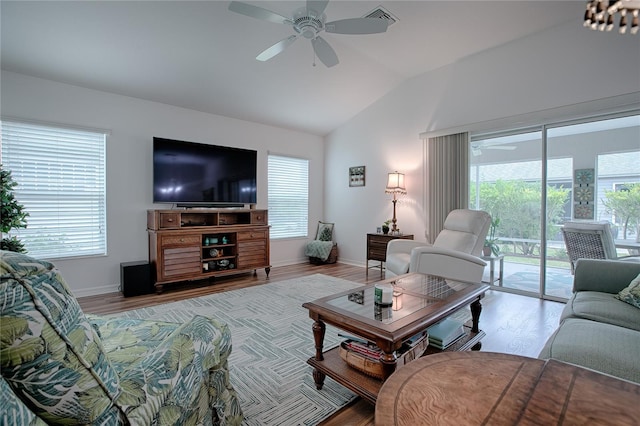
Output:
top-left (584, 0), bottom-right (640, 34)
top-left (620, 10), bottom-right (628, 32)
top-left (583, 6), bottom-right (593, 26)
top-left (606, 14), bottom-right (615, 30)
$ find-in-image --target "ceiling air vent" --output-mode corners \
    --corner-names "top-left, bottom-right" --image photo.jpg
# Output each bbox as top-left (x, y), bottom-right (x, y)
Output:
top-left (363, 6), bottom-right (398, 27)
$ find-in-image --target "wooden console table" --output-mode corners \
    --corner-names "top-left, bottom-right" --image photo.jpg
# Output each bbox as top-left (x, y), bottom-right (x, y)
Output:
top-left (375, 351), bottom-right (640, 425)
top-left (147, 209), bottom-right (270, 293)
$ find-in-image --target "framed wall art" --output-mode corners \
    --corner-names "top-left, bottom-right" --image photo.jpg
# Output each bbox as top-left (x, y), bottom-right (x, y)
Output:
top-left (349, 166), bottom-right (365, 187)
top-left (573, 168), bottom-right (595, 219)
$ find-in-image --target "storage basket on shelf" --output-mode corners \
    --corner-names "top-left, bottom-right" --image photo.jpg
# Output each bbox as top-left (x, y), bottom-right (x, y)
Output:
top-left (338, 332), bottom-right (429, 379)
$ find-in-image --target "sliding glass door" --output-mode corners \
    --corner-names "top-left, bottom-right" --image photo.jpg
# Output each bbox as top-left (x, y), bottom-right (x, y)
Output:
top-left (470, 130), bottom-right (544, 296)
top-left (545, 115), bottom-right (640, 298)
top-left (470, 112), bottom-right (639, 300)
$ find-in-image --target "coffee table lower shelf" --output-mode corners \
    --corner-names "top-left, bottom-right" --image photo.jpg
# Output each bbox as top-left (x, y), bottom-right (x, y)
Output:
top-left (307, 326), bottom-right (485, 405)
top-left (424, 325), bottom-right (485, 355)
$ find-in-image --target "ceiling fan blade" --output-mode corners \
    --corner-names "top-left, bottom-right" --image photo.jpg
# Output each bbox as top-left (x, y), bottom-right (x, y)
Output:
top-left (228, 1), bottom-right (291, 25)
top-left (307, 0), bottom-right (329, 16)
top-left (325, 18), bottom-right (388, 35)
top-left (312, 36), bottom-right (339, 67)
top-left (256, 35), bottom-right (298, 61)
top-left (486, 146), bottom-right (517, 150)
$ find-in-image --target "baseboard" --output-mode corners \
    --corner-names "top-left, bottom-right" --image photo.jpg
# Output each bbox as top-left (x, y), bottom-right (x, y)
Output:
top-left (72, 283), bottom-right (120, 298)
top-left (71, 259), bottom-right (367, 297)
top-left (336, 259), bottom-right (364, 268)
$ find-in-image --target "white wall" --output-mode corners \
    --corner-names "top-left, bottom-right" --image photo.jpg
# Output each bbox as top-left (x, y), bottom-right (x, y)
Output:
top-left (1, 71), bottom-right (324, 296)
top-left (325, 20), bottom-right (640, 267)
top-left (3, 20), bottom-right (639, 294)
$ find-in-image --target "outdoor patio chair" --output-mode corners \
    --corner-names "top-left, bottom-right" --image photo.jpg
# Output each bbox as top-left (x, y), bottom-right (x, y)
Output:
top-left (561, 221), bottom-right (640, 274)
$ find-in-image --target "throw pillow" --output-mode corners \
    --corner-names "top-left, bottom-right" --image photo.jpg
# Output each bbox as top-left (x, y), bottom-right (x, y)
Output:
top-left (615, 272), bottom-right (640, 309)
top-left (316, 222), bottom-right (334, 241)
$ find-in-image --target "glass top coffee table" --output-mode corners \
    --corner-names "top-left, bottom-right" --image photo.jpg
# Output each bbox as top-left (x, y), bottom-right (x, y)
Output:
top-left (302, 272), bottom-right (489, 404)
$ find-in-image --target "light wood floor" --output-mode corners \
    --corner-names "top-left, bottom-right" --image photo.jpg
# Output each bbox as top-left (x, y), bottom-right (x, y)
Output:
top-left (78, 262), bottom-right (566, 425)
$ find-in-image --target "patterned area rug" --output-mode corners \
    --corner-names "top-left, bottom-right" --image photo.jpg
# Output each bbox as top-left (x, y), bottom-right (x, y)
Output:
top-left (113, 274), bottom-right (362, 425)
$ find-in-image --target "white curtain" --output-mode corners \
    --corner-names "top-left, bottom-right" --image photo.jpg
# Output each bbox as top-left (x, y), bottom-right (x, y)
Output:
top-left (424, 132), bottom-right (469, 243)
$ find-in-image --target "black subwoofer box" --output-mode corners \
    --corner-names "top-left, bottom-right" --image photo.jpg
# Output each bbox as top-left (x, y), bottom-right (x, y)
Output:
top-left (120, 261), bottom-right (153, 297)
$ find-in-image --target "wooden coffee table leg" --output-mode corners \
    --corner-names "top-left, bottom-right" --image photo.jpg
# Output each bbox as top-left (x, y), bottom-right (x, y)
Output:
top-left (470, 298), bottom-right (482, 333)
top-left (380, 351), bottom-right (398, 380)
top-left (312, 320), bottom-right (326, 390)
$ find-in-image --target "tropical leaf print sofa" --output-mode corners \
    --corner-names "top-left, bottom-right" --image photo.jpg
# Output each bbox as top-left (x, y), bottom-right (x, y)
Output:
top-left (0, 250), bottom-right (243, 425)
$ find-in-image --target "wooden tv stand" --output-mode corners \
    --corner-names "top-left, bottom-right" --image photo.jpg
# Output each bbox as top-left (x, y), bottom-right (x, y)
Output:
top-left (147, 209), bottom-right (271, 293)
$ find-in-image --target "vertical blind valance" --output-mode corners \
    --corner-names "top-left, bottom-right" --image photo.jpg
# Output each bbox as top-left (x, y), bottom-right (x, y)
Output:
top-left (267, 154), bottom-right (309, 239)
top-left (1, 120), bottom-right (107, 259)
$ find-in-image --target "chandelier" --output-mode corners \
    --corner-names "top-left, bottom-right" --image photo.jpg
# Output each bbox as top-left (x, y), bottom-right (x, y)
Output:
top-left (584, 0), bottom-right (640, 34)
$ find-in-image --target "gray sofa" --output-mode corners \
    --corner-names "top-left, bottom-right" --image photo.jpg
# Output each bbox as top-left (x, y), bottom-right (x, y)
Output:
top-left (539, 259), bottom-right (640, 384)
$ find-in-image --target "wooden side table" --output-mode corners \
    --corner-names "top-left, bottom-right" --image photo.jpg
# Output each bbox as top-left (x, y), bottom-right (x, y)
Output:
top-left (375, 351), bottom-right (640, 425)
top-left (366, 233), bottom-right (413, 277)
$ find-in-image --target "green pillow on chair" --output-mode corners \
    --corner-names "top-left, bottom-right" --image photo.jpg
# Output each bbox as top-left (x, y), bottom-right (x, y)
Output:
top-left (316, 221), bottom-right (334, 242)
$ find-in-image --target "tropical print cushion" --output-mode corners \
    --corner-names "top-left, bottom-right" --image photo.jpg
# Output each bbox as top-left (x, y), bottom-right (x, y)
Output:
top-left (1, 250), bottom-right (243, 425)
top-left (0, 377), bottom-right (47, 426)
top-left (0, 250), bottom-right (123, 424)
top-left (615, 272), bottom-right (640, 309)
top-left (89, 314), bottom-right (243, 425)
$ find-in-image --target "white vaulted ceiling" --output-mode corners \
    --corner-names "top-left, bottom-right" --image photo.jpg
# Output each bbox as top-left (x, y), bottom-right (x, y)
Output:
top-left (1, 1), bottom-right (581, 135)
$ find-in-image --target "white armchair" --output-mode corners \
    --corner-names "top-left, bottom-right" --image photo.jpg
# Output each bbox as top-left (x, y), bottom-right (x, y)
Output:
top-left (385, 209), bottom-right (491, 282)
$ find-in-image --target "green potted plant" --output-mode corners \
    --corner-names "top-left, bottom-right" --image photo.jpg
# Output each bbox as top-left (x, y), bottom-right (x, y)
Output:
top-left (1, 165), bottom-right (29, 253)
top-left (382, 220), bottom-right (391, 235)
top-left (483, 218), bottom-right (500, 257)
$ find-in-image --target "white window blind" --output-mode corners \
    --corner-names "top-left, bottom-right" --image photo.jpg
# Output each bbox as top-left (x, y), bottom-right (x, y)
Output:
top-left (1, 120), bottom-right (107, 259)
top-left (268, 154), bottom-right (308, 239)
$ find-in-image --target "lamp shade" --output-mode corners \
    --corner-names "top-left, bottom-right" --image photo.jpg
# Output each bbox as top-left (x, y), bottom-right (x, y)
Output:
top-left (385, 171), bottom-right (406, 194)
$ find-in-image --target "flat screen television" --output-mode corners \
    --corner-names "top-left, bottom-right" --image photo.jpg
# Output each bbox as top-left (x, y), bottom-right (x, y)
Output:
top-left (153, 137), bottom-right (257, 206)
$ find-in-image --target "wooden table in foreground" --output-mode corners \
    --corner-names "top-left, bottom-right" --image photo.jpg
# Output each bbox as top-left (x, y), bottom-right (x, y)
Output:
top-left (302, 273), bottom-right (489, 404)
top-left (375, 351), bottom-right (640, 425)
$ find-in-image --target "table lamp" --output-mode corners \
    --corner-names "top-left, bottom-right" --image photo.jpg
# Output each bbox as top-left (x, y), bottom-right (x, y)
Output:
top-left (385, 171), bottom-right (406, 234)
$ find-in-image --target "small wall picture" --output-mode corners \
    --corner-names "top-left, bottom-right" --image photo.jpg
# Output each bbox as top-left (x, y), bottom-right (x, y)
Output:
top-left (573, 168), bottom-right (595, 220)
top-left (349, 166), bottom-right (365, 187)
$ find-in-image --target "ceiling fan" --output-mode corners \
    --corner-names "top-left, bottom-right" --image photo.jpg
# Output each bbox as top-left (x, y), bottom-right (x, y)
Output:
top-left (471, 143), bottom-right (517, 157)
top-left (228, 0), bottom-right (389, 67)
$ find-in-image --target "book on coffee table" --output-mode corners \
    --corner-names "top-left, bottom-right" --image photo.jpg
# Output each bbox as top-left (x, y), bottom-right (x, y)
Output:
top-left (427, 318), bottom-right (465, 350)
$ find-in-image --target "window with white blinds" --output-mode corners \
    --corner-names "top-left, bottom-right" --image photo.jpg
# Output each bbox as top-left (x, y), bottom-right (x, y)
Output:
top-left (1, 120), bottom-right (107, 259)
top-left (268, 154), bottom-right (309, 239)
